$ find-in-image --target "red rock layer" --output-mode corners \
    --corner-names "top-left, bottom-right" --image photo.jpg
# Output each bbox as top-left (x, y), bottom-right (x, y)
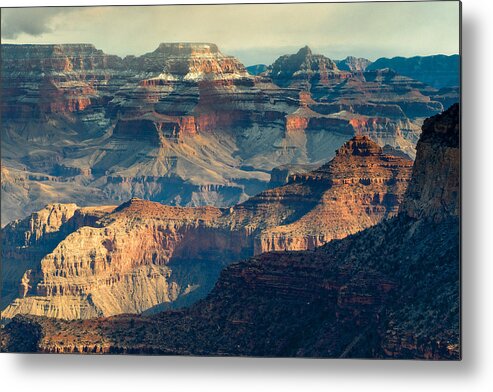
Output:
top-left (1, 44), bottom-right (125, 118)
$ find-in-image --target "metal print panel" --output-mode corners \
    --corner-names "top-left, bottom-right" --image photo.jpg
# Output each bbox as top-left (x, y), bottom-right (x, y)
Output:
top-left (0, 1), bottom-right (461, 359)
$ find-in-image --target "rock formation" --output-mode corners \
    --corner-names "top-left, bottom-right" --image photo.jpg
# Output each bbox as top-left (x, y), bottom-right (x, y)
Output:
top-left (1, 43), bottom-right (458, 225)
top-left (0, 44), bottom-right (125, 119)
top-left (401, 103), bottom-right (460, 220)
top-left (335, 56), bottom-right (372, 72)
top-left (269, 46), bottom-right (350, 89)
top-left (0, 104), bottom-right (459, 359)
top-left (1, 203), bottom-right (116, 309)
top-left (265, 47), bottom-right (456, 155)
top-left (239, 135), bottom-right (413, 253)
top-left (1, 137), bottom-right (412, 320)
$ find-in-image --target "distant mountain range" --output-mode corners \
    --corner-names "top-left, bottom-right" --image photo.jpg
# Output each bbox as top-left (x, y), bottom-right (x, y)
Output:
top-left (367, 54), bottom-right (459, 89)
top-left (249, 53), bottom-right (459, 89)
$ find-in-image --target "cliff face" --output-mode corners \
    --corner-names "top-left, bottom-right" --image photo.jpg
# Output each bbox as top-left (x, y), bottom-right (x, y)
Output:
top-left (265, 47), bottom-right (456, 157)
top-left (1, 203), bottom-right (115, 309)
top-left (122, 42), bottom-right (250, 80)
top-left (1, 200), bottom-right (237, 319)
top-left (245, 136), bottom-right (413, 253)
top-left (401, 103), bottom-right (460, 220)
top-left (1, 137), bottom-right (412, 320)
top-left (0, 44), bottom-right (125, 119)
top-left (2, 43), bottom-right (458, 224)
top-left (0, 104), bottom-right (459, 359)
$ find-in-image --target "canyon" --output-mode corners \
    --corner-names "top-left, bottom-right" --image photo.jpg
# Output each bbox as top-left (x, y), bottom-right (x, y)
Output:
top-left (0, 41), bottom-right (460, 359)
top-left (1, 43), bottom-right (458, 225)
top-left (0, 104), bottom-right (460, 359)
top-left (1, 136), bottom-right (412, 320)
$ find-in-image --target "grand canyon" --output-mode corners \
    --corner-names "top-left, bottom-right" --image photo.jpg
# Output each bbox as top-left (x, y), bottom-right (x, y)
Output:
top-left (1, 39), bottom-right (460, 358)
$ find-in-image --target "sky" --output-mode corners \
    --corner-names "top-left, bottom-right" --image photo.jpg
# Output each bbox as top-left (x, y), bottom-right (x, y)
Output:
top-left (1, 1), bottom-right (460, 66)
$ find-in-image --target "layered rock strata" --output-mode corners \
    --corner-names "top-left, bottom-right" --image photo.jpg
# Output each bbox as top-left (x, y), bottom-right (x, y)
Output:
top-left (0, 105), bottom-right (460, 359)
top-left (1, 137), bottom-right (412, 320)
top-left (242, 135), bottom-right (413, 253)
top-left (1, 203), bottom-right (116, 309)
top-left (1, 43), bottom-right (458, 224)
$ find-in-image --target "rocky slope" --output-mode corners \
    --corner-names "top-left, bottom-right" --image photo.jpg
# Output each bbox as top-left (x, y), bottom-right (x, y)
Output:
top-left (367, 54), bottom-right (460, 89)
top-left (0, 164), bottom-right (112, 226)
top-left (1, 137), bottom-right (412, 320)
top-left (0, 104), bottom-right (459, 358)
top-left (2, 43), bottom-right (458, 224)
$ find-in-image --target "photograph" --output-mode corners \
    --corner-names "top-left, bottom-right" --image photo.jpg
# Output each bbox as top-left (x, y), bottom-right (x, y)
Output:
top-left (0, 1), bottom-right (461, 360)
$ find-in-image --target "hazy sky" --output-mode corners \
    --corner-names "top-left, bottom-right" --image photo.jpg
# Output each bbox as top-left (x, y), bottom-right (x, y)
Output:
top-left (1, 2), bottom-right (460, 65)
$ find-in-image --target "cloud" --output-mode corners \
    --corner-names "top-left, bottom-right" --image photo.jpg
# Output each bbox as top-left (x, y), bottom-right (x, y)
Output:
top-left (1, 3), bottom-right (459, 65)
top-left (1, 8), bottom-right (70, 39)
